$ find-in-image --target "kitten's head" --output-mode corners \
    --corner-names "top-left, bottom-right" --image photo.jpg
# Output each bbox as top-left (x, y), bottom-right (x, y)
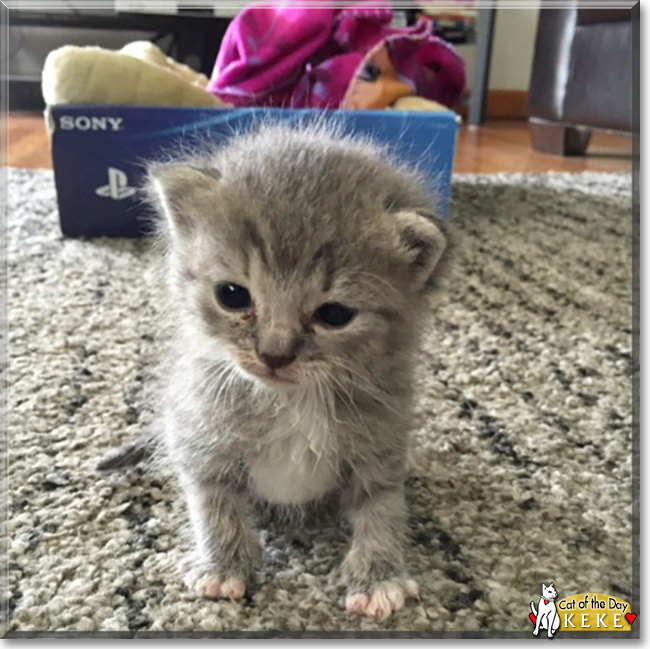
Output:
top-left (148, 123), bottom-right (448, 393)
top-left (542, 583), bottom-right (558, 600)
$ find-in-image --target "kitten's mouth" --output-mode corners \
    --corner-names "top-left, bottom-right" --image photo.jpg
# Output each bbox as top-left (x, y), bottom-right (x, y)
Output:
top-left (236, 357), bottom-right (300, 387)
top-left (261, 372), bottom-right (297, 385)
top-left (245, 366), bottom-right (298, 386)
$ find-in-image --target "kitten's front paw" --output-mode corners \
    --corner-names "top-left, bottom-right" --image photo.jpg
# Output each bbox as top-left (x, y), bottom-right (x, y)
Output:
top-left (184, 568), bottom-right (246, 601)
top-left (346, 578), bottom-right (420, 621)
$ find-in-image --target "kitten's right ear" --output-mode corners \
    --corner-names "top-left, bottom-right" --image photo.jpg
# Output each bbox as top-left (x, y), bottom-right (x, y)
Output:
top-left (148, 164), bottom-right (221, 238)
top-left (392, 210), bottom-right (447, 291)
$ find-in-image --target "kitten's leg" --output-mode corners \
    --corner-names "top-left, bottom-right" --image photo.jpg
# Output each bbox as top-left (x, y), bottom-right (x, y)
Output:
top-left (341, 484), bottom-right (419, 620)
top-left (532, 609), bottom-right (541, 636)
top-left (180, 477), bottom-right (262, 601)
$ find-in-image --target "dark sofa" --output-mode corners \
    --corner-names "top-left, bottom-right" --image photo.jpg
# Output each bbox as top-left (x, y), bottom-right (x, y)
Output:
top-left (528, 5), bottom-right (633, 155)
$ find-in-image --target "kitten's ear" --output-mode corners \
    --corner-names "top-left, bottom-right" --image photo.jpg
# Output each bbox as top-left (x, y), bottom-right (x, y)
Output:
top-left (148, 164), bottom-right (221, 238)
top-left (543, 584), bottom-right (547, 590)
top-left (393, 210), bottom-right (447, 291)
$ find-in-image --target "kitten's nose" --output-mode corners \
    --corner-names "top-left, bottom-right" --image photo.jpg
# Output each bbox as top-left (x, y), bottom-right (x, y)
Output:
top-left (259, 352), bottom-right (296, 370)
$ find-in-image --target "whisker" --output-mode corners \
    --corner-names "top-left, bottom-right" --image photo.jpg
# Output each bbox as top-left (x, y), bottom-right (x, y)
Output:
top-left (325, 357), bottom-right (404, 419)
top-left (344, 270), bottom-right (400, 296)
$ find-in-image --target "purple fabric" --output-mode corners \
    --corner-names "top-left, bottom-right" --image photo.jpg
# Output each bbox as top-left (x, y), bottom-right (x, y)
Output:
top-left (208, 1), bottom-right (466, 109)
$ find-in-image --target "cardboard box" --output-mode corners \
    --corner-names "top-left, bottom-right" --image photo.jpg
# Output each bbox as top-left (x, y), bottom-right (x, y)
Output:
top-left (49, 105), bottom-right (459, 238)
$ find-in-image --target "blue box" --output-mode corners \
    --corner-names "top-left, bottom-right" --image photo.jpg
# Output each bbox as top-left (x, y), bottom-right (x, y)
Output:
top-left (49, 105), bottom-right (459, 238)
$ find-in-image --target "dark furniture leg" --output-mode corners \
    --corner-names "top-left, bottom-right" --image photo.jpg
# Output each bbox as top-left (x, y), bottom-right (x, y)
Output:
top-left (530, 119), bottom-right (592, 156)
top-left (468, 7), bottom-right (496, 127)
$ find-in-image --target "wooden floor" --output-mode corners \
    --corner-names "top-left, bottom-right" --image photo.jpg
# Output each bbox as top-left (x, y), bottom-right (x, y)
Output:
top-left (5, 112), bottom-right (633, 174)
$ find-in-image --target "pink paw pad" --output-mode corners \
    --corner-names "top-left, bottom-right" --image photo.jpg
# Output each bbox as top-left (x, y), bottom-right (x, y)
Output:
top-left (220, 577), bottom-right (246, 601)
top-left (346, 579), bottom-right (420, 620)
top-left (187, 573), bottom-right (246, 601)
top-left (346, 593), bottom-right (370, 615)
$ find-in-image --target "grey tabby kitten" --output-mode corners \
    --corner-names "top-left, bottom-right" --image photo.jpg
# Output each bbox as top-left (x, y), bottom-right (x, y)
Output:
top-left (144, 122), bottom-right (448, 620)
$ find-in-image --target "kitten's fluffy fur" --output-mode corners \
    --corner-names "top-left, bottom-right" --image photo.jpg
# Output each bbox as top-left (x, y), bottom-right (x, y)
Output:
top-left (143, 122), bottom-right (449, 619)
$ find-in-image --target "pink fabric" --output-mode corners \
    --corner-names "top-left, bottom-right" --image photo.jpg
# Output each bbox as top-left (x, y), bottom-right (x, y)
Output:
top-left (208, 2), bottom-right (466, 109)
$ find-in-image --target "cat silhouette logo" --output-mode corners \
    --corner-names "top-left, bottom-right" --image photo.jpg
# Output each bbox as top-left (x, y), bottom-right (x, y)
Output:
top-left (530, 582), bottom-right (561, 637)
top-left (95, 167), bottom-right (136, 200)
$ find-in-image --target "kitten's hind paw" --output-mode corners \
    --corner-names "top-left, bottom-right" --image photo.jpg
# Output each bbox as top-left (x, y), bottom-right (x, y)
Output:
top-left (185, 569), bottom-right (246, 601)
top-left (346, 578), bottom-right (420, 621)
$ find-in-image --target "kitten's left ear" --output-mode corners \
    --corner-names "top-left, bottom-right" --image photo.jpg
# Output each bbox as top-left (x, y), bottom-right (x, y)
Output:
top-left (393, 210), bottom-right (447, 291)
top-left (147, 164), bottom-right (221, 239)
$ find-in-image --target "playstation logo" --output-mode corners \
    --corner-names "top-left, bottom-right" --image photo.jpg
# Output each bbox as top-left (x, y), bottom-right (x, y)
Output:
top-left (95, 167), bottom-right (137, 200)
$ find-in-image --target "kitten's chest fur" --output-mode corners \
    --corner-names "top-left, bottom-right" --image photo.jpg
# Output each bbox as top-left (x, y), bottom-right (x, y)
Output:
top-left (245, 393), bottom-right (340, 506)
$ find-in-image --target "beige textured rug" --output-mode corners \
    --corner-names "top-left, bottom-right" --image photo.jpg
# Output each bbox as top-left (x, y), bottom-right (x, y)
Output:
top-left (4, 169), bottom-right (635, 637)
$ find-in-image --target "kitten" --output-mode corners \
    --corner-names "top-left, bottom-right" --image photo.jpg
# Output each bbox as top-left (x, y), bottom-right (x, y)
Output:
top-left (138, 122), bottom-right (448, 620)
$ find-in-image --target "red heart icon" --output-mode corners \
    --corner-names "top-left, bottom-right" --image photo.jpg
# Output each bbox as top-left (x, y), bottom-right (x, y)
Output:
top-left (626, 613), bottom-right (637, 625)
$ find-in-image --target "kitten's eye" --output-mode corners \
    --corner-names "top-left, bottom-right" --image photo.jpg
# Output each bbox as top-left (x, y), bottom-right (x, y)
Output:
top-left (314, 302), bottom-right (356, 328)
top-left (216, 283), bottom-right (252, 310)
